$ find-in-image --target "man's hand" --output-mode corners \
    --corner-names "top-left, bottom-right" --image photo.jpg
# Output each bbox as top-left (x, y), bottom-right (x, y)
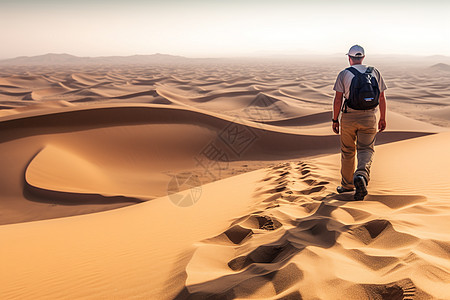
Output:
top-left (378, 119), bottom-right (386, 132)
top-left (332, 121), bottom-right (339, 134)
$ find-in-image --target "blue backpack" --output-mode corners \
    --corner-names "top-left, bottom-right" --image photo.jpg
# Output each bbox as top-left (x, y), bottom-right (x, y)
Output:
top-left (344, 66), bottom-right (380, 111)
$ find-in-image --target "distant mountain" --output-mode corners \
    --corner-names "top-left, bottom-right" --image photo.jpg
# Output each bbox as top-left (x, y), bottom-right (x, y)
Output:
top-left (0, 53), bottom-right (192, 65)
top-left (429, 63), bottom-right (450, 72)
top-left (2, 53), bottom-right (449, 66)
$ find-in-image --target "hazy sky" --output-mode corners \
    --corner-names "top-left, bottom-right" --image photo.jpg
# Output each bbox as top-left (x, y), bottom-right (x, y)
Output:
top-left (1, 0), bottom-right (449, 58)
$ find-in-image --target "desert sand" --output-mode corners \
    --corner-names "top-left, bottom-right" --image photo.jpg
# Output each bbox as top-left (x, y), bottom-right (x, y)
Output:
top-left (0, 56), bottom-right (449, 299)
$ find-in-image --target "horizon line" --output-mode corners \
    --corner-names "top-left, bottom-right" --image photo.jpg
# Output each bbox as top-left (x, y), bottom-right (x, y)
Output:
top-left (1, 52), bottom-right (450, 61)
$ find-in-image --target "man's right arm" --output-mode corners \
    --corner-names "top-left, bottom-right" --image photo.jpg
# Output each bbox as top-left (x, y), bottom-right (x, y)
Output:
top-left (378, 91), bottom-right (386, 132)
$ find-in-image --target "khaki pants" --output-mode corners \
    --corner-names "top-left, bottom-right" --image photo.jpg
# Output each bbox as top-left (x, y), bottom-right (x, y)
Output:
top-left (340, 108), bottom-right (377, 189)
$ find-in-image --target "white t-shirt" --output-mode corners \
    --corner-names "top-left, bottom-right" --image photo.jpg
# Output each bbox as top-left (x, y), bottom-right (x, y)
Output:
top-left (333, 64), bottom-right (387, 100)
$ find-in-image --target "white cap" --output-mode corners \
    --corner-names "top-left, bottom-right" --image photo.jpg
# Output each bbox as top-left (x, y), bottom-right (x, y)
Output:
top-left (346, 45), bottom-right (365, 57)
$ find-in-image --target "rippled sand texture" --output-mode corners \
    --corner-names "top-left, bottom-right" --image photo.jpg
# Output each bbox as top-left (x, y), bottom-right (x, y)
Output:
top-left (0, 60), bottom-right (449, 299)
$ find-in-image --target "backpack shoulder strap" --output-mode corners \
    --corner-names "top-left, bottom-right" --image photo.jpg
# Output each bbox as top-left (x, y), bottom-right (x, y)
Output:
top-left (365, 66), bottom-right (374, 73)
top-left (345, 67), bottom-right (360, 76)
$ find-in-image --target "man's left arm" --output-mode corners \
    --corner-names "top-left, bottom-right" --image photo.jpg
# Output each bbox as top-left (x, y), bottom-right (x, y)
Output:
top-left (332, 91), bottom-right (343, 134)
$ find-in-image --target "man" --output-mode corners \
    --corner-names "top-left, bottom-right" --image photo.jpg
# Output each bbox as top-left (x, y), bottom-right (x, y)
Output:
top-left (332, 45), bottom-right (387, 200)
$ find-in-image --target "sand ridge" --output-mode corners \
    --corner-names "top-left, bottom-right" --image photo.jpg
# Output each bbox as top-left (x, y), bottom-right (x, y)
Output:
top-left (0, 101), bottom-right (438, 225)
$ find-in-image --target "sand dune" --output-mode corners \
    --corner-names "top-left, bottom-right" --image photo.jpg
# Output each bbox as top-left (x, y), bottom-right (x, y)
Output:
top-left (429, 63), bottom-right (450, 72)
top-left (0, 133), bottom-right (449, 299)
top-left (0, 60), bottom-right (449, 299)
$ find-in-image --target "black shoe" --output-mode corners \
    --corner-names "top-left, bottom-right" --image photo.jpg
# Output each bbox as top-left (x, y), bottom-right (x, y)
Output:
top-left (337, 186), bottom-right (354, 194)
top-left (354, 175), bottom-right (368, 201)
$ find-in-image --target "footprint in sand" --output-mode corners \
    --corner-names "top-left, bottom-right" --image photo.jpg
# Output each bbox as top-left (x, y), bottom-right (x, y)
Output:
top-left (363, 278), bottom-right (416, 300)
